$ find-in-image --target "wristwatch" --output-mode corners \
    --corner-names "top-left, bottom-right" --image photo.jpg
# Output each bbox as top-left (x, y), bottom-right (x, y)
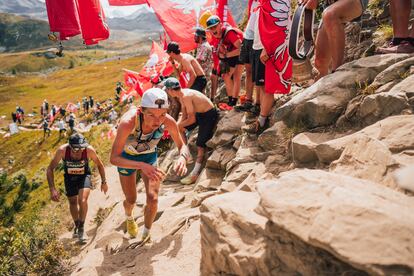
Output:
top-left (102, 180), bottom-right (107, 185)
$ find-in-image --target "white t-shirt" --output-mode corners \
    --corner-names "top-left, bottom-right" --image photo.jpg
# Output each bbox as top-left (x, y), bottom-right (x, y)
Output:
top-left (244, 0), bottom-right (259, 40)
top-left (57, 120), bottom-right (65, 129)
top-left (252, 8), bottom-right (263, 50)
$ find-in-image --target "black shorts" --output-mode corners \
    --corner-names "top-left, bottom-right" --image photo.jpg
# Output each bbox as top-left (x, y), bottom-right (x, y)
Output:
top-left (185, 108), bottom-right (218, 148)
top-left (190, 75), bottom-right (207, 92)
top-left (239, 39), bottom-right (254, 65)
top-left (64, 175), bottom-right (92, 197)
top-left (252, 49), bottom-right (265, 86)
top-left (223, 56), bottom-right (242, 68)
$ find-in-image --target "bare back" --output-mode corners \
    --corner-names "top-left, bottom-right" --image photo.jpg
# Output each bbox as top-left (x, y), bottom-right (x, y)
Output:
top-left (180, 88), bottom-right (214, 115)
top-left (182, 53), bottom-right (205, 77)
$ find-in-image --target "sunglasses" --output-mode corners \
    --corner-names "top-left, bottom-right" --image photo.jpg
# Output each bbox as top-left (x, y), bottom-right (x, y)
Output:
top-left (70, 146), bottom-right (83, 152)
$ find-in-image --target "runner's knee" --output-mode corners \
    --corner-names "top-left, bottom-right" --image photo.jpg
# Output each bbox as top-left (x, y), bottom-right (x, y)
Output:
top-left (125, 194), bottom-right (137, 205)
top-left (322, 8), bottom-right (338, 26)
top-left (146, 191), bottom-right (158, 205)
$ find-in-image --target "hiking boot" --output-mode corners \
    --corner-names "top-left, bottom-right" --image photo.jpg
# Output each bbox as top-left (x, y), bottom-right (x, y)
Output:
top-left (242, 118), bottom-right (269, 135)
top-left (376, 41), bottom-right (414, 54)
top-left (126, 218), bottom-right (138, 238)
top-left (180, 174), bottom-right (198, 185)
top-left (234, 101), bottom-right (254, 112)
top-left (72, 226), bottom-right (78, 239)
top-left (249, 104), bottom-right (261, 116)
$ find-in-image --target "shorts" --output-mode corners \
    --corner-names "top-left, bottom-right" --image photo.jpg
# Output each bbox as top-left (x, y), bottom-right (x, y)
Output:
top-left (64, 175), bottom-right (92, 197)
top-left (117, 151), bottom-right (157, 176)
top-left (185, 108), bottom-right (218, 148)
top-left (239, 39), bottom-right (254, 65)
top-left (222, 56), bottom-right (242, 68)
top-left (252, 49), bottom-right (265, 86)
top-left (190, 75), bottom-right (207, 92)
top-left (212, 69), bottom-right (218, 76)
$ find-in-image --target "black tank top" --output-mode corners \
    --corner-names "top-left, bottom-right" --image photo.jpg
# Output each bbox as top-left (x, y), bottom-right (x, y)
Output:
top-left (63, 147), bottom-right (91, 178)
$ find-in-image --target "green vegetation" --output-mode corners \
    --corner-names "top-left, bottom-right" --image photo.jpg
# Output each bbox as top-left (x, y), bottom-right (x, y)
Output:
top-left (373, 24), bottom-right (393, 45)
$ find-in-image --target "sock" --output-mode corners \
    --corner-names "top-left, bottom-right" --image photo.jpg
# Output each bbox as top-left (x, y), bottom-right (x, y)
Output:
top-left (126, 214), bottom-right (133, 220)
top-left (78, 221), bottom-right (85, 229)
top-left (232, 97), bottom-right (238, 106)
top-left (258, 115), bottom-right (267, 127)
top-left (190, 162), bottom-right (202, 176)
top-left (391, 37), bottom-right (408, 46)
top-left (142, 226), bottom-right (150, 236)
top-left (228, 96), bottom-right (232, 103)
top-left (75, 220), bottom-right (80, 228)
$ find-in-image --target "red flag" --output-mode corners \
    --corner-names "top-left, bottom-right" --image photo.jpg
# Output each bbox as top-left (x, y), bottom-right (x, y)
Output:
top-left (179, 72), bottom-right (189, 88)
top-left (45, 0), bottom-right (81, 40)
top-left (216, 0), bottom-right (237, 27)
top-left (147, 0), bottom-right (216, 53)
top-left (77, 0), bottom-right (110, 45)
top-left (124, 69), bottom-right (147, 96)
top-left (108, 0), bottom-right (147, 5)
top-left (258, 0), bottom-right (292, 94)
top-left (141, 41), bottom-right (174, 79)
top-left (66, 103), bottom-right (78, 113)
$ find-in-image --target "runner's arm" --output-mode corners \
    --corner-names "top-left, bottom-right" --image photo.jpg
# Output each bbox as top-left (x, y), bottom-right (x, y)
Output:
top-left (46, 146), bottom-right (64, 190)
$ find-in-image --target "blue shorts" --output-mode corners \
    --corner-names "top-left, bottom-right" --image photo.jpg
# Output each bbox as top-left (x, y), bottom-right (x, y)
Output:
top-left (117, 151), bottom-right (157, 176)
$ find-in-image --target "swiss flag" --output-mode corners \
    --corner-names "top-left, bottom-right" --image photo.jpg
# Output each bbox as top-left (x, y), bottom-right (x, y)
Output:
top-left (147, 0), bottom-right (216, 53)
top-left (77, 0), bottom-right (110, 45)
top-left (45, 0), bottom-right (81, 40)
top-left (108, 0), bottom-right (147, 5)
top-left (66, 103), bottom-right (78, 113)
top-left (258, 0), bottom-right (292, 94)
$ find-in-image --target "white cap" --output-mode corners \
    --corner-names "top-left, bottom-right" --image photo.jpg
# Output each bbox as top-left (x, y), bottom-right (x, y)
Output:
top-left (141, 88), bottom-right (170, 109)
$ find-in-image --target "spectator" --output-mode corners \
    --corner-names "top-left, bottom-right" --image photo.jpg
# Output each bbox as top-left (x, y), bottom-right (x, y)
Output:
top-left (109, 109), bottom-right (118, 123)
top-left (57, 119), bottom-right (67, 138)
top-left (235, 0), bottom-right (259, 112)
top-left (43, 118), bottom-right (51, 138)
top-left (206, 15), bottom-right (244, 106)
top-left (194, 27), bottom-right (213, 97)
top-left (60, 106), bottom-right (66, 117)
top-left (377, 0), bottom-right (414, 53)
top-left (42, 99), bottom-right (49, 116)
top-left (51, 105), bottom-right (57, 117)
top-left (16, 112), bottom-right (22, 125)
top-left (76, 101), bottom-right (81, 111)
top-left (115, 82), bottom-right (122, 101)
top-left (89, 96), bottom-right (94, 108)
top-left (11, 112), bottom-right (17, 123)
top-left (68, 113), bottom-right (76, 132)
top-left (301, 0), bottom-right (368, 79)
top-left (167, 41), bottom-right (208, 93)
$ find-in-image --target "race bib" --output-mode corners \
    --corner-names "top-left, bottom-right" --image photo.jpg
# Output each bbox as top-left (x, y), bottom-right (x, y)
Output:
top-left (67, 167), bottom-right (85, 175)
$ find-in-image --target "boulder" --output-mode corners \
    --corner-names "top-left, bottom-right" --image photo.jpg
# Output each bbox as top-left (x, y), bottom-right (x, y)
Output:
top-left (257, 169), bottom-right (414, 275)
top-left (206, 146), bottom-right (236, 170)
top-left (329, 135), bottom-right (398, 187)
top-left (207, 110), bottom-right (243, 148)
top-left (220, 162), bottom-right (266, 193)
top-left (275, 54), bottom-right (409, 128)
top-left (257, 121), bottom-right (290, 153)
top-left (370, 56), bottom-right (414, 88)
top-left (191, 191), bottom-right (217, 208)
top-left (389, 73), bottom-right (414, 95)
top-left (292, 132), bottom-right (338, 164)
top-left (200, 192), bottom-right (271, 276)
top-left (193, 168), bottom-right (225, 192)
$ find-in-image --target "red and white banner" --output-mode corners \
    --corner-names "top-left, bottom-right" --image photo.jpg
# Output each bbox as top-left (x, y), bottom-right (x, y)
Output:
top-left (108, 0), bottom-right (147, 5)
top-left (45, 0), bottom-right (81, 40)
top-left (258, 0), bottom-right (292, 94)
top-left (66, 103), bottom-right (78, 113)
top-left (76, 0), bottom-right (110, 45)
top-left (147, 0), bottom-right (216, 52)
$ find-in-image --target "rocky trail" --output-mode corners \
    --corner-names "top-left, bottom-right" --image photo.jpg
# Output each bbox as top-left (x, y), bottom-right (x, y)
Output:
top-left (66, 53), bottom-right (414, 276)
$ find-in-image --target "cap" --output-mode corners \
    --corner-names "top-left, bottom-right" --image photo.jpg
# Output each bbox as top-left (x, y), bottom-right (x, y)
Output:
top-left (206, 15), bottom-right (221, 29)
top-left (166, 42), bottom-right (180, 54)
top-left (69, 133), bottom-right (88, 148)
top-left (141, 88), bottom-right (170, 109)
top-left (194, 27), bottom-right (206, 38)
top-left (163, 77), bottom-right (181, 90)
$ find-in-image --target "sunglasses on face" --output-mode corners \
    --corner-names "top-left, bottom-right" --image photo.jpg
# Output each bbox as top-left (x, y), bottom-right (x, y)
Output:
top-left (70, 146), bottom-right (82, 152)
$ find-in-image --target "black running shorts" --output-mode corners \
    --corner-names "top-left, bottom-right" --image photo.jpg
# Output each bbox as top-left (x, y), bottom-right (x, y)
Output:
top-left (64, 175), bottom-right (92, 197)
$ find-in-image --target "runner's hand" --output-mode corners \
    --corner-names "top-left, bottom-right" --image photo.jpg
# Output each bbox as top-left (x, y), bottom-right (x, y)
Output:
top-left (174, 156), bottom-right (187, 176)
top-left (101, 182), bottom-right (108, 194)
top-left (300, 0), bottom-right (318, 10)
top-left (140, 163), bottom-right (166, 182)
top-left (50, 187), bottom-right (60, 202)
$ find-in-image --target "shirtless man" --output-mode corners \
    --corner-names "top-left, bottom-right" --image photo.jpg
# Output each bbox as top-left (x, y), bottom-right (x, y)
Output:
top-left (164, 77), bottom-right (218, 185)
top-left (167, 41), bottom-right (207, 93)
top-left (110, 88), bottom-right (189, 244)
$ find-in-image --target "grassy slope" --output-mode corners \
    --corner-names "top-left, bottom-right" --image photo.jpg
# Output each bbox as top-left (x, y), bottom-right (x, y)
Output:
top-left (0, 124), bottom-right (114, 223)
top-left (0, 54), bottom-right (146, 118)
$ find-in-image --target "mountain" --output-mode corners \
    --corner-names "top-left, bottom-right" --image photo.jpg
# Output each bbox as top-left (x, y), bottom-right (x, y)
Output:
top-left (0, 0), bottom-right (47, 20)
top-left (107, 9), bottom-right (163, 34)
top-left (229, 0), bottom-right (248, 23)
top-left (0, 13), bottom-right (53, 52)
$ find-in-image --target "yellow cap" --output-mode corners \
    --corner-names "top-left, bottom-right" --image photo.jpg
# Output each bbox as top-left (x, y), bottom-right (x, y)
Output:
top-left (199, 10), bottom-right (214, 29)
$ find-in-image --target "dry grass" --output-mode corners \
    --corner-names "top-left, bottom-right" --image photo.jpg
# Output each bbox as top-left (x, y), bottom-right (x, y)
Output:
top-left (0, 54), bottom-right (146, 117)
top-left (373, 24), bottom-right (394, 45)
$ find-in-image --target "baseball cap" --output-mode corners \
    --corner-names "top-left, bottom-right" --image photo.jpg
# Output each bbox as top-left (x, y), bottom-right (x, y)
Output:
top-left (69, 133), bottom-right (88, 148)
top-left (163, 77), bottom-right (181, 90)
top-left (141, 88), bottom-right (170, 109)
top-left (166, 42), bottom-right (180, 54)
top-left (206, 15), bottom-right (221, 29)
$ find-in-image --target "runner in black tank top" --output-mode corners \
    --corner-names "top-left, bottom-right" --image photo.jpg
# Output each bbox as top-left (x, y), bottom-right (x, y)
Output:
top-left (47, 133), bottom-right (108, 243)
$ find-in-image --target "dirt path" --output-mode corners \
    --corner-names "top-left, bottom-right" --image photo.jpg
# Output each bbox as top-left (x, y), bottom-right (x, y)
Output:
top-left (65, 165), bottom-right (202, 276)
